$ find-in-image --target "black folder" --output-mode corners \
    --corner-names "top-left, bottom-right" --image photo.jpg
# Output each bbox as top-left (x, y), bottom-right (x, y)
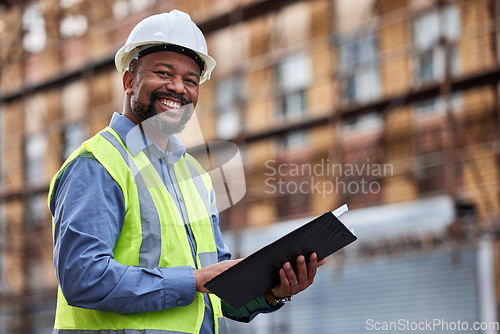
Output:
top-left (204, 210), bottom-right (357, 309)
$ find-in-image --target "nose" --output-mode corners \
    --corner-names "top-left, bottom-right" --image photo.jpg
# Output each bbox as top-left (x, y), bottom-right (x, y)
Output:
top-left (166, 75), bottom-right (186, 94)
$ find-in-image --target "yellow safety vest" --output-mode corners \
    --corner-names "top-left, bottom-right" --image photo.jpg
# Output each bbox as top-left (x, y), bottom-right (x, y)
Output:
top-left (48, 127), bottom-right (226, 334)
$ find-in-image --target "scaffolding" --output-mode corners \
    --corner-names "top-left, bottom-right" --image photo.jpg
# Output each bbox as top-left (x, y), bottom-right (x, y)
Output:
top-left (0, 0), bottom-right (498, 331)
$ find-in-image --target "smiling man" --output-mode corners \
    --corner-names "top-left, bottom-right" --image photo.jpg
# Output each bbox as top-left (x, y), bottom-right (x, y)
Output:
top-left (48, 10), bottom-right (325, 334)
top-left (124, 51), bottom-right (198, 134)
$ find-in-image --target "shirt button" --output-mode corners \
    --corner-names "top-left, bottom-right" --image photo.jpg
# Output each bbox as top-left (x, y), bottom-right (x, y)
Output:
top-left (179, 196), bottom-right (184, 203)
top-left (177, 299), bottom-right (183, 305)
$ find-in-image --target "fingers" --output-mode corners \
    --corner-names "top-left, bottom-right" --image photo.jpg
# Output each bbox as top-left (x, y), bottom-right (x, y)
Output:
top-left (284, 255), bottom-right (315, 291)
top-left (194, 259), bottom-right (244, 293)
top-left (307, 253), bottom-right (320, 280)
top-left (296, 255), bottom-right (308, 287)
top-left (222, 258), bottom-right (244, 270)
top-left (274, 261), bottom-right (299, 298)
top-left (317, 257), bottom-right (327, 267)
top-left (278, 267), bottom-right (289, 291)
top-left (283, 262), bottom-right (298, 290)
top-left (272, 253), bottom-right (326, 298)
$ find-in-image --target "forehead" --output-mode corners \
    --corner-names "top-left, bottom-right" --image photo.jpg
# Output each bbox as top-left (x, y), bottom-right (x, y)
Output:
top-left (138, 51), bottom-right (200, 75)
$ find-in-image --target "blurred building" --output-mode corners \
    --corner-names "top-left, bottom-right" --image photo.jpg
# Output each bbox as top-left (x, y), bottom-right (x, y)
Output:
top-left (0, 0), bottom-right (499, 332)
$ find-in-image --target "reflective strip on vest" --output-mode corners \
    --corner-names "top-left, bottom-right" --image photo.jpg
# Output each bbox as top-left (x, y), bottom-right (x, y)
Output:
top-left (184, 160), bottom-right (211, 217)
top-left (198, 251), bottom-right (218, 268)
top-left (53, 329), bottom-right (190, 334)
top-left (53, 327), bottom-right (227, 334)
top-left (218, 318), bottom-right (228, 334)
top-left (100, 131), bottom-right (161, 269)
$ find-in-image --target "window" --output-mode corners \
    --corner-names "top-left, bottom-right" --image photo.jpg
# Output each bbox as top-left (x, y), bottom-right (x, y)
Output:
top-left (25, 133), bottom-right (48, 225)
top-left (277, 53), bottom-right (310, 122)
top-left (22, 2), bottom-right (46, 53)
top-left (216, 76), bottom-right (243, 140)
top-left (414, 152), bottom-right (446, 194)
top-left (58, 0), bottom-right (87, 39)
top-left (277, 53), bottom-right (311, 150)
top-left (113, 0), bottom-right (156, 19)
top-left (0, 108), bottom-right (3, 294)
top-left (25, 133), bottom-right (47, 187)
top-left (277, 191), bottom-right (309, 219)
top-left (61, 82), bottom-right (87, 159)
top-left (414, 97), bottom-right (439, 116)
top-left (413, 4), bottom-right (460, 84)
top-left (497, 0), bottom-right (500, 62)
top-left (26, 193), bottom-right (48, 226)
top-left (60, 14), bottom-right (87, 39)
top-left (338, 31), bottom-right (381, 104)
top-left (413, 92), bottom-right (463, 119)
top-left (63, 123), bottom-right (86, 159)
top-left (59, 0), bottom-right (82, 8)
top-left (278, 131), bottom-right (308, 151)
top-left (129, 0), bottom-right (156, 13)
top-left (341, 112), bottom-right (383, 135)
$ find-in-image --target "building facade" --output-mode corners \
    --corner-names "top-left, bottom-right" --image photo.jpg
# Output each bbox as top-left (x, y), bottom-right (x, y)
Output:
top-left (0, 0), bottom-right (499, 332)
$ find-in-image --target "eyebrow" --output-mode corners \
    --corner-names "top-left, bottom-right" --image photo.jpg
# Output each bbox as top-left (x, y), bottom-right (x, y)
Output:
top-left (154, 62), bottom-right (200, 79)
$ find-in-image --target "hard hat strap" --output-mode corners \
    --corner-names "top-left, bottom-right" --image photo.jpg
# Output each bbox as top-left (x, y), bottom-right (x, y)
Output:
top-left (137, 44), bottom-right (205, 74)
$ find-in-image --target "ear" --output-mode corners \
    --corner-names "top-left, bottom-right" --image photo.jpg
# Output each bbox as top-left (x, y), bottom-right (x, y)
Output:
top-left (123, 70), bottom-right (135, 96)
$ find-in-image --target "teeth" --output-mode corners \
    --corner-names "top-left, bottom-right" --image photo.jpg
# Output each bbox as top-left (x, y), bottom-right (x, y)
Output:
top-left (160, 100), bottom-right (181, 109)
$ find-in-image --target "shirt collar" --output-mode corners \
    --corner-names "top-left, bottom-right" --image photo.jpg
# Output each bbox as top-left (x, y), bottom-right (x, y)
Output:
top-left (109, 112), bottom-right (186, 164)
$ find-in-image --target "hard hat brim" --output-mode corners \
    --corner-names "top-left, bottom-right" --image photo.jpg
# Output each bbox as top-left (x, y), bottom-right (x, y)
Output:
top-left (115, 41), bottom-right (216, 84)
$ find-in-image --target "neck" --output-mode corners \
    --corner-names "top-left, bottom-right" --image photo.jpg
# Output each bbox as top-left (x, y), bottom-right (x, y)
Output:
top-left (139, 123), bottom-right (171, 153)
top-left (123, 101), bottom-right (172, 153)
top-left (122, 104), bottom-right (142, 126)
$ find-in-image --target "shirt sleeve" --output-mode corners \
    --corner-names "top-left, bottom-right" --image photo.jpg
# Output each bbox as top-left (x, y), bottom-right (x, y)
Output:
top-left (50, 154), bottom-right (196, 314)
top-left (208, 189), bottom-right (283, 322)
top-left (222, 295), bottom-right (283, 323)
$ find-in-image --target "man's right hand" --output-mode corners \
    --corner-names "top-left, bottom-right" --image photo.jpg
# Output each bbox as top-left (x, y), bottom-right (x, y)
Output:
top-left (193, 259), bottom-right (243, 294)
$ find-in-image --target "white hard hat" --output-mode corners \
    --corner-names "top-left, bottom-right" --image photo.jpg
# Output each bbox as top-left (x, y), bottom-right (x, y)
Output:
top-left (115, 10), bottom-right (216, 84)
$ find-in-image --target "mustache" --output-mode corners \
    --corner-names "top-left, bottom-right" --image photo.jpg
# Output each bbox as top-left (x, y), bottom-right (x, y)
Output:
top-left (150, 90), bottom-right (190, 106)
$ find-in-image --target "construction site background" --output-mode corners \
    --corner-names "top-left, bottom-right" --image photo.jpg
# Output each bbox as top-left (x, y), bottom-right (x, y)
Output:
top-left (0, 0), bottom-right (499, 332)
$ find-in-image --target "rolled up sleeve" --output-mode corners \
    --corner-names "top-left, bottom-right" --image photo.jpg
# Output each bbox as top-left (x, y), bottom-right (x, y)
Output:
top-left (222, 295), bottom-right (283, 323)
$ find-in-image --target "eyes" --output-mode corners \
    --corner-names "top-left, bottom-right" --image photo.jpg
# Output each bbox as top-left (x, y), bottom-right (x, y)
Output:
top-left (154, 70), bottom-right (199, 88)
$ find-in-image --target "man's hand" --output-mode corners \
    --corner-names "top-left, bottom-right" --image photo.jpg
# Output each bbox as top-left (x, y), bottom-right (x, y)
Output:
top-left (193, 259), bottom-right (243, 294)
top-left (270, 253), bottom-right (326, 299)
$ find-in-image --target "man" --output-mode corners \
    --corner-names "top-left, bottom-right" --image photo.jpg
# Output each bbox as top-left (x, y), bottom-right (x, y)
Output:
top-left (49, 9), bottom-right (325, 333)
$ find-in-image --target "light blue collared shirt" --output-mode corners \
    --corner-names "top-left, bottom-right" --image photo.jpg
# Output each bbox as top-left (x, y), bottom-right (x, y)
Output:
top-left (50, 112), bottom-right (279, 333)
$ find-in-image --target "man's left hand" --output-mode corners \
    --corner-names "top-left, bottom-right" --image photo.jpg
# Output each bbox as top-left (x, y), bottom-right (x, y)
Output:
top-left (270, 252), bottom-right (327, 299)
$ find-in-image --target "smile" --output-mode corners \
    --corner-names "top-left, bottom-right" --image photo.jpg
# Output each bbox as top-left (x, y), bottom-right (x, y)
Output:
top-left (159, 99), bottom-right (181, 109)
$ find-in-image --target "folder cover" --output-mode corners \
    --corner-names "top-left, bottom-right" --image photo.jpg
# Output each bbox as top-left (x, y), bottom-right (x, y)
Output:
top-left (204, 209), bottom-right (357, 309)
